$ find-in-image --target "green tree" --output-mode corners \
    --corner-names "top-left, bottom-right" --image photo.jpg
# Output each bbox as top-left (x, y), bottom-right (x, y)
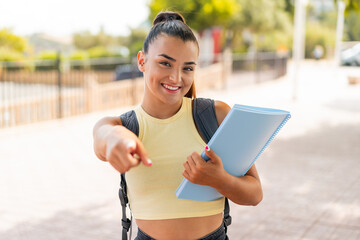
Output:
top-left (72, 27), bottom-right (116, 50)
top-left (237, 0), bottom-right (290, 33)
top-left (334, 0), bottom-right (360, 15)
top-left (284, 0), bottom-right (295, 19)
top-left (73, 31), bottom-right (98, 50)
top-left (0, 28), bottom-right (27, 52)
top-left (0, 28), bottom-right (29, 61)
top-left (87, 46), bottom-right (113, 58)
top-left (231, 0), bottom-right (293, 52)
top-left (344, 10), bottom-right (360, 40)
top-left (0, 47), bottom-right (24, 62)
top-left (305, 22), bottom-right (335, 58)
top-left (148, 0), bottom-right (240, 31)
top-left (125, 27), bottom-right (148, 59)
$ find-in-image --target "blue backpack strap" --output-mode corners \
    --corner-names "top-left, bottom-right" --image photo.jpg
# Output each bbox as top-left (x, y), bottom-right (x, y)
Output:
top-left (193, 98), bottom-right (232, 232)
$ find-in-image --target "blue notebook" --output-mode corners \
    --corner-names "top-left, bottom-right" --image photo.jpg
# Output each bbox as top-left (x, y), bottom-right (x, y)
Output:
top-left (175, 104), bottom-right (291, 201)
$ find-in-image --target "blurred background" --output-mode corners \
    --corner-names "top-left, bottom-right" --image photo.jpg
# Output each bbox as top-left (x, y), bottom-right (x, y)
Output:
top-left (0, 0), bottom-right (359, 126)
top-left (0, 0), bottom-right (359, 239)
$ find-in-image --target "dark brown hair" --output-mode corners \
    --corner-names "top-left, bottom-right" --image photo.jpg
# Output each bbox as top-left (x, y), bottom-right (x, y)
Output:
top-left (143, 11), bottom-right (198, 98)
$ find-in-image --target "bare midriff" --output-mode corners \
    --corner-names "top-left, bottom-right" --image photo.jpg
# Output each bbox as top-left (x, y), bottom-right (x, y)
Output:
top-left (136, 213), bottom-right (223, 240)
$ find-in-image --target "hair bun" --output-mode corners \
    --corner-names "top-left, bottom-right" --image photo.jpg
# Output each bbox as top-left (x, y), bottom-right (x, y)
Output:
top-left (153, 11), bottom-right (186, 26)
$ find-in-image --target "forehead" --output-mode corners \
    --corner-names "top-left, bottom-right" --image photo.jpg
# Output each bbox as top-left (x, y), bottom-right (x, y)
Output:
top-left (147, 34), bottom-right (199, 59)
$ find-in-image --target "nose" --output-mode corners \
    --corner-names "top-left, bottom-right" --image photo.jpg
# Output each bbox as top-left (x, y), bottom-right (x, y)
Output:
top-left (169, 68), bottom-right (181, 83)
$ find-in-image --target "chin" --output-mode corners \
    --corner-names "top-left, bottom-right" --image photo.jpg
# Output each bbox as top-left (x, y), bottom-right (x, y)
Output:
top-left (159, 94), bottom-right (184, 106)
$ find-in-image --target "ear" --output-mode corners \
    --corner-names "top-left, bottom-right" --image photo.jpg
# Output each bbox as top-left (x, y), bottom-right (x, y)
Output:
top-left (137, 51), bottom-right (145, 72)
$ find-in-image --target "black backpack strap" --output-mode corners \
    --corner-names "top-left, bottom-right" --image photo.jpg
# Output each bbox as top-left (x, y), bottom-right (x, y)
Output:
top-left (193, 98), bottom-right (232, 232)
top-left (120, 110), bottom-right (139, 136)
top-left (223, 197), bottom-right (232, 232)
top-left (119, 110), bottom-right (139, 240)
top-left (193, 98), bottom-right (218, 143)
top-left (119, 174), bottom-right (131, 240)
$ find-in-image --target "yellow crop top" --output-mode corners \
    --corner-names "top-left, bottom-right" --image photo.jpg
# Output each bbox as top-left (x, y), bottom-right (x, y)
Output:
top-left (125, 97), bottom-right (225, 220)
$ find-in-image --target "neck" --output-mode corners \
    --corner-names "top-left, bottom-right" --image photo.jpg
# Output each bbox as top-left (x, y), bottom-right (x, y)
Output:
top-left (141, 96), bottom-right (184, 119)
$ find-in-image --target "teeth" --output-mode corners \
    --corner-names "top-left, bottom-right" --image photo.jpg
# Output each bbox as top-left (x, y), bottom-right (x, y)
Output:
top-left (163, 84), bottom-right (179, 91)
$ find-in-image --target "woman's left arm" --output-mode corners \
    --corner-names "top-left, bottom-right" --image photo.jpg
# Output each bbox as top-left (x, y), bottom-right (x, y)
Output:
top-left (183, 100), bottom-right (263, 206)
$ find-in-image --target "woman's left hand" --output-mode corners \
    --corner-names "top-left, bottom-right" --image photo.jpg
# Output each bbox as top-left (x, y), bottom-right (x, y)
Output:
top-left (182, 146), bottom-right (227, 188)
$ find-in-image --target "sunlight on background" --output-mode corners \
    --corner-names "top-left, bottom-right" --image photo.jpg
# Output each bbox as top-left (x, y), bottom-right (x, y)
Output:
top-left (0, 0), bottom-right (149, 37)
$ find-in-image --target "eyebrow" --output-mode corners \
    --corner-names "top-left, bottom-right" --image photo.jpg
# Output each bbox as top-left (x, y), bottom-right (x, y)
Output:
top-left (158, 54), bottom-right (197, 65)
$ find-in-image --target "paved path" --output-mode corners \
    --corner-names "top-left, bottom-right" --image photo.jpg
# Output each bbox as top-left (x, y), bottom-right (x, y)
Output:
top-left (1, 60), bottom-right (360, 239)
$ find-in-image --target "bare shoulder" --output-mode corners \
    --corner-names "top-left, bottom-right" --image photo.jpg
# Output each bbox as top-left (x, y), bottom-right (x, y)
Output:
top-left (214, 100), bottom-right (231, 126)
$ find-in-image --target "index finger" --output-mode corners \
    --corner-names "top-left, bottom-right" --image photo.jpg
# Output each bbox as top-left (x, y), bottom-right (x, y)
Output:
top-left (133, 140), bottom-right (152, 166)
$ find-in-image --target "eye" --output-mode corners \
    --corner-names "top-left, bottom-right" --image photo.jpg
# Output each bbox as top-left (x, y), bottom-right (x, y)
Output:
top-left (160, 62), bottom-right (171, 67)
top-left (183, 66), bottom-right (194, 71)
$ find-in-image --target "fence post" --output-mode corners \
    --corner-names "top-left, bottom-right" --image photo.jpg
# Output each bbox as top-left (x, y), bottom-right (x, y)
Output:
top-left (255, 52), bottom-right (261, 83)
top-left (221, 48), bottom-right (232, 90)
top-left (85, 73), bottom-right (99, 112)
top-left (56, 51), bottom-right (62, 118)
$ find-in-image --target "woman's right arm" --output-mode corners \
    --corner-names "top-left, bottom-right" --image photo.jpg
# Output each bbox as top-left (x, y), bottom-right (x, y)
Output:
top-left (93, 116), bottom-right (152, 173)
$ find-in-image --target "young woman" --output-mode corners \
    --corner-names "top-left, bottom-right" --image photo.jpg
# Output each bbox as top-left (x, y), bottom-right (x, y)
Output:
top-left (93, 11), bottom-right (263, 240)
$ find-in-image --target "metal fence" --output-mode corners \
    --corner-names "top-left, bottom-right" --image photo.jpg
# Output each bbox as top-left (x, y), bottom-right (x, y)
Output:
top-left (0, 52), bottom-right (286, 128)
top-left (232, 52), bottom-right (288, 83)
top-left (0, 56), bottom-right (133, 128)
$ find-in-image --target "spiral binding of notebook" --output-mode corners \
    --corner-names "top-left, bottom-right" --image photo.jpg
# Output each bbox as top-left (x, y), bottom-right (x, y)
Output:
top-left (249, 114), bottom-right (291, 172)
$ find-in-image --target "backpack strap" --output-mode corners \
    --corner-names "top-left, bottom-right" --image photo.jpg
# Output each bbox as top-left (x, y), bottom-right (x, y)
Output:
top-left (118, 110), bottom-right (138, 240)
top-left (120, 110), bottom-right (139, 136)
top-left (119, 174), bottom-right (131, 240)
top-left (193, 98), bottom-right (232, 232)
top-left (192, 98), bottom-right (218, 143)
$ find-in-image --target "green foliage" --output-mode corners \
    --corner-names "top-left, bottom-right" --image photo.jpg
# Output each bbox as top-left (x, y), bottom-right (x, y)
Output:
top-left (87, 46), bottom-right (113, 58)
top-left (68, 50), bottom-right (89, 70)
top-left (34, 50), bottom-right (60, 71)
top-left (125, 28), bottom-right (148, 58)
top-left (73, 31), bottom-right (98, 50)
top-left (0, 28), bottom-right (27, 52)
top-left (72, 27), bottom-right (116, 50)
top-left (69, 50), bottom-right (89, 60)
top-left (305, 22), bottom-right (336, 58)
top-left (284, 0), bottom-right (295, 19)
top-left (87, 46), bottom-right (123, 70)
top-left (334, 0), bottom-right (360, 15)
top-left (318, 9), bottom-right (338, 29)
top-left (148, 0), bottom-right (293, 53)
top-left (237, 0), bottom-right (291, 33)
top-left (257, 31), bottom-right (293, 52)
top-left (71, 27), bottom-right (129, 70)
top-left (0, 47), bottom-right (24, 62)
top-left (0, 28), bottom-right (29, 62)
top-left (230, 0), bottom-right (292, 53)
top-left (148, 0), bottom-right (240, 31)
top-left (344, 10), bottom-right (360, 41)
top-left (36, 50), bottom-right (58, 60)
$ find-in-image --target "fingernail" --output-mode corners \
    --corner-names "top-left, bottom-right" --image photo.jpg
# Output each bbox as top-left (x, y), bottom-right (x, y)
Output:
top-left (205, 146), bottom-right (210, 151)
top-left (148, 159), bottom-right (153, 166)
top-left (133, 153), bottom-right (140, 159)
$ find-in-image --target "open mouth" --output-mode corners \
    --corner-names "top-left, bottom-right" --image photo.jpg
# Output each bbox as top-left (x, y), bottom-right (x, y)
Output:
top-left (161, 83), bottom-right (181, 92)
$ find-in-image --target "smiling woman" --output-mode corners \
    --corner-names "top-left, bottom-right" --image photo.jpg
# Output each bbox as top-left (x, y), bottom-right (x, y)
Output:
top-left (138, 35), bottom-right (199, 116)
top-left (92, 10), bottom-right (262, 240)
